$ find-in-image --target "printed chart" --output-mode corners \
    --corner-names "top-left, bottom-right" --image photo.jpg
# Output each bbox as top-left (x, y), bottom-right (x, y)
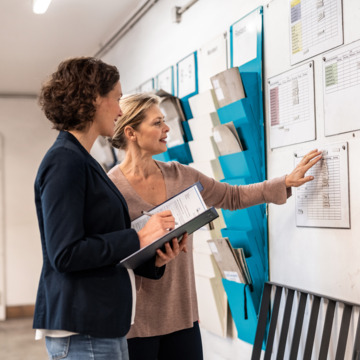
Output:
top-left (267, 62), bottom-right (315, 149)
top-left (177, 52), bottom-right (197, 99)
top-left (139, 78), bottom-right (154, 92)
top-left (156, 66), bottom-right (174, 95)
top-left (295, 142), bottom-right (350, 228)
top-left (323, 39), bottom-right (360, 136)
top-left (289, 0), bottom-right (343, 65)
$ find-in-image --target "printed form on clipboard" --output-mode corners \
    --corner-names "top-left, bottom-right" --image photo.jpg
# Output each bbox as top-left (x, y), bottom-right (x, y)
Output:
top-left (131, 181), bottom-right (207, 231)
top-left (120, 182), bottom-right (219, 269)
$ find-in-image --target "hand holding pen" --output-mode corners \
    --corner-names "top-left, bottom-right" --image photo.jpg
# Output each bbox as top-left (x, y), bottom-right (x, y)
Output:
top-left (137, 210), bottom-right (177, 249)
top-left (137, 210), bottom-right (188, 266)
top-left (141, 210), bottom-right (179, 228)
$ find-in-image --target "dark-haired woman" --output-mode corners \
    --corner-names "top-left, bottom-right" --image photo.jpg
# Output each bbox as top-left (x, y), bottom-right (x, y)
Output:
top-left (33, 57), bottom-right (187, 360)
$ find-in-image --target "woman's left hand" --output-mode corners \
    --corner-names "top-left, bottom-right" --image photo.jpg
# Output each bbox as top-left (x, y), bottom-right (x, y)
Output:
top-left (285, 149), bottom-right (322, 188)
top-left (155, 233), bottom-right (189, 267)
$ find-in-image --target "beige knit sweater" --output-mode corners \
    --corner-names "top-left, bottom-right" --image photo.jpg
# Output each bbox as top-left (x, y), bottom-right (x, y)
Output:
top-left (108, 160), bottom-right (290, 338)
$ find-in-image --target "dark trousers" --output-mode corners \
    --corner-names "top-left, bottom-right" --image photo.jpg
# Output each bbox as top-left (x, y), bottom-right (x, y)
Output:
top-left (127, 321), bottom-right (203, 360)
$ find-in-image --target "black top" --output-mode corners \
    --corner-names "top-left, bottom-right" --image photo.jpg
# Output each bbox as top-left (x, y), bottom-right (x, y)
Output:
top-left (33, 131), bottom-right (164, 338)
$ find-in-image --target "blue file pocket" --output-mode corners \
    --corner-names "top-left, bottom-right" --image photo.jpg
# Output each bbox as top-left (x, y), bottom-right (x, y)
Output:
top-left (181, 120), bottom-right (193, 142)
top-left (153, 151), bottom-right (171, 162)
top-left (222, 279), bottom-right (258, 345)
top-left (221, 228), bottom-right (266, 273)
top-left (221, 256), bottom-right (266, 345)
top-left (221, 207), bottom-right (263, 237)
top-left (218, 150), bottom-right (262, 183)
top-left (217, 97), bottom-right (261, 140)
top-left (220, 177), bottom-right (266, 234)
top-left (167, 143), bottom-right (193, 165)
top-left (239, 71), bottom-right (261, 123)
top-left (246, 256), bottom-right (265, 308)
top-left (217, 100), bottom-right (263, 169)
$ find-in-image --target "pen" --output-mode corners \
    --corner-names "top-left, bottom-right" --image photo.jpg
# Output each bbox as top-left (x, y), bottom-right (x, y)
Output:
top-left (141, 210), bottom-right (178, 225)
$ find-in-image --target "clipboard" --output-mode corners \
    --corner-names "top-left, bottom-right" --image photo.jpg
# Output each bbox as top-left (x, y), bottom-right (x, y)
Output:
top-left (120, 207), bottom-right (219, 269)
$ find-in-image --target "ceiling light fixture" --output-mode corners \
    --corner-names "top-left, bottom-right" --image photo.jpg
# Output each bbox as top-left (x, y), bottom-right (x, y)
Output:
top-left (32, 0), bottom-right (53, 14)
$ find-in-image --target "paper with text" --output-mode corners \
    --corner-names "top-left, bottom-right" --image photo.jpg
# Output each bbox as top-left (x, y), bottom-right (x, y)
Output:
top-left (131, 183), bottom-right (207, 232)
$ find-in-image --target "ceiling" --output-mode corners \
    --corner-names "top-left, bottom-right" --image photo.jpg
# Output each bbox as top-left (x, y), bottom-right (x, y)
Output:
top-left (0, 0), bottom-right (148, 96)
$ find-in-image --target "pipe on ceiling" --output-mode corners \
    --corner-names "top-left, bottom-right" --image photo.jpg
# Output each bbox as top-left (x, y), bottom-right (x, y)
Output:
top-left (94, 0), bottom-right (159, 58)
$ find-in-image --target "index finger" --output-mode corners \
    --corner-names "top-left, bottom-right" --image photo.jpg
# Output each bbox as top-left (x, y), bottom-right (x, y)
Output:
top-left (303, 153), bottom-right (322, 171)
top-left (301, 149), bottom-right (322, 163)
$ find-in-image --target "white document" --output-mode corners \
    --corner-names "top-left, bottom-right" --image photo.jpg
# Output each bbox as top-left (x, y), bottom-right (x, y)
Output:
top-left (197, 33), bottom-right (228, 92)
top-left (156, 66), bottom-right (174, 95)
top-left (139, 78), bottom-right (154, 92)
top-left (164, 118), bottom-right (184, 148)
top-left (295, 142), bottom-right (350, 228)
top-left (177, 52), bottom-right (197, 98)
top-left (231, 8), bottom-right (260, 67)
top-left (131, 183), bottom-right (207, 232)
top-left (267, 61), bottom-right (316, 149)
top-left (213, 122), bottom-right (243, 155)
top-left (289, 0), bottom-right (343, 65)
top-left (323, 39), bottom-right (360, 136)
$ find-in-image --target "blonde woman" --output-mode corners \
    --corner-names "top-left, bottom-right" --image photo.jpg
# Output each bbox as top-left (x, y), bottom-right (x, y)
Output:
top-left (108, 93), bottom-right (321, 360)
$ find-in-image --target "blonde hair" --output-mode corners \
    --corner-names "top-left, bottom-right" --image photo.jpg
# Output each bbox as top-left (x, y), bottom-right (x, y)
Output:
top-left (111, 93), bottom-right (160, 149)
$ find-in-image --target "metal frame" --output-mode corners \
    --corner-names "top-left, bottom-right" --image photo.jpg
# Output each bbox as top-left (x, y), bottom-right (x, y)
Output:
top-left (251, 282), bottom-right (360, 360)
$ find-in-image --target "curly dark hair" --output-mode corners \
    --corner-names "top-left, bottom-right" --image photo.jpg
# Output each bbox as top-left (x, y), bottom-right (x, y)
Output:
top-left (39, 57), bottom-right (120, 131)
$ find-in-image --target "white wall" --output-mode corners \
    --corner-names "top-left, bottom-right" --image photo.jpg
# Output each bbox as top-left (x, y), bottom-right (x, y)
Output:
top-left (103, 0), bottom-right (265, 94)
top-left (264, 0), bottom-right (360, 304)
top-left (0, 98), bottom-right (56, 312)
top-left (104, 0), bottom-right (360, 304)
top-left (102, 0), bottom-right (360, 356)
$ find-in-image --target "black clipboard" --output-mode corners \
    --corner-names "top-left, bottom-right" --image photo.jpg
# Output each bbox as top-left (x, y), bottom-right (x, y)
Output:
top-left (119, 207), bottom-right (219, 269)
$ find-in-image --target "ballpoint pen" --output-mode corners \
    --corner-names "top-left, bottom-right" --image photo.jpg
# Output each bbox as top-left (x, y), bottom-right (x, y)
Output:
top-left (141, 210), bottom-right (178, 226)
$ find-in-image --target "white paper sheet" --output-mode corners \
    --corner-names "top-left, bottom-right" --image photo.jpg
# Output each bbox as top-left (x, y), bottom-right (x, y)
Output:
top-left (289, 0), bottom-right (343, 65)
top-left (267, 61), bottom-right (315, 149)
top-left (295, 142), bottom-right (350, 228)
top-left (131, 183), bottom-right (206, 231)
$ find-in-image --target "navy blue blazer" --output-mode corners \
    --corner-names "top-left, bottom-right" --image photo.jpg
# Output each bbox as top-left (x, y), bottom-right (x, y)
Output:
top-left (33, 131), bottom-right (164, 338)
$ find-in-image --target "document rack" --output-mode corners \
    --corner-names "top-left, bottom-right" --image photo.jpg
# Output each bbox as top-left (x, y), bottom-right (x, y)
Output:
top-left (214, 6), bottom-right (267, 344)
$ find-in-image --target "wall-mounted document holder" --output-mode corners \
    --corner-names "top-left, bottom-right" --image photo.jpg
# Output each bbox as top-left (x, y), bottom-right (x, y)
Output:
top-left (213, 6), bottom-right (267, 346)
top-left (153, 6), bottom-right (266, 346)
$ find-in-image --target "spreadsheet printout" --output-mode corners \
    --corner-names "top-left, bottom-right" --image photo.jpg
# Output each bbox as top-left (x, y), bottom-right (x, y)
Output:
top-left (323, 39), bottom-right (360, 136)
top-left (267, 62), bottom-right (315, 149)
top-left (295, 142), bottom-right (350, 228)
top-left (289, 0), bottom-right (343, 65)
